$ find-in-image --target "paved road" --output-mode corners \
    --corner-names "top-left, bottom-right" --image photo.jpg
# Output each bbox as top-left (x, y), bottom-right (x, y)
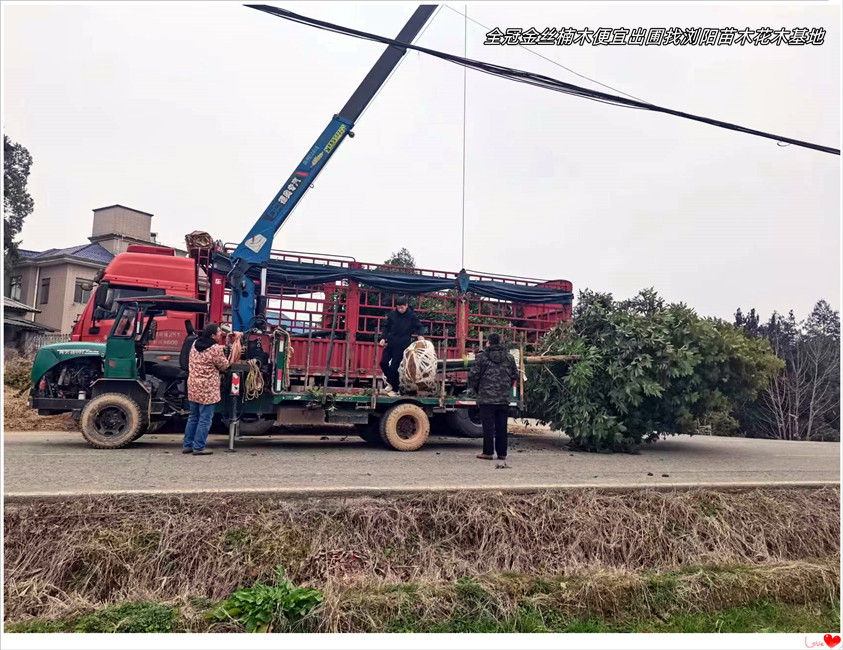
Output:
top-left (3, 429), bottom-right (839, 496)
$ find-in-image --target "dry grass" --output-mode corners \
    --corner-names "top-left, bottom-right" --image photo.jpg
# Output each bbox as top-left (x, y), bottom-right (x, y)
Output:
top-left (315, 560), bottom-right (839, 633)
top-left (4, 487), bottom-right (839, 624)
top-left (3, 385), bottom-right (78, 432)
top-left (4, 354), bottom-right (34, 390)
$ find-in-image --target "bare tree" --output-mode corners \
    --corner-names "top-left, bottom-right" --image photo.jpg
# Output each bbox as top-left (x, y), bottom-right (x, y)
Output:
top-left (754, 303), bottom-right (840, 441)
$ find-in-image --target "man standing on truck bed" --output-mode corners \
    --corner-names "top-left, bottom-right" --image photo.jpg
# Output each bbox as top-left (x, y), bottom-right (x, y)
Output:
top-left (183, 324), bottom-right (242, 455)
top-left (379, 295), bottom-right (425, 395)
top-left (468, 333), bottom-right (519, 462)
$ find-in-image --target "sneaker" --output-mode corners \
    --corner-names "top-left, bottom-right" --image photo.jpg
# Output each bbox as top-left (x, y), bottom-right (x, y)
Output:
top-left (497, 456), bottom-right (507, 462)
top-left (181, 448), bottom-right (193, 454)
top-left (476, 454), bottom-right (494, 460)
top-left (192, 449), bottom-right (213, 455)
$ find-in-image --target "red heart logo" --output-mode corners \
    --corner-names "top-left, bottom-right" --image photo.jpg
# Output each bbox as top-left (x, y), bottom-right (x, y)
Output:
top-left (825, 634), bottom-right (841, 648)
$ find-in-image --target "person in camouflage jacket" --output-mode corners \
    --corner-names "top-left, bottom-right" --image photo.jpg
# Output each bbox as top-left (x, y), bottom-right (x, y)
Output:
top-left (468, 333), bottom-right (519, 461)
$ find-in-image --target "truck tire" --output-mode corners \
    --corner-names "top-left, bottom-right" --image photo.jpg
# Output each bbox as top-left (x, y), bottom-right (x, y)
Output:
top-left (446, 407), bottom-right (484, 438)
top-left (80, 393), bottom-right (144, 449)
top-left (379, 403), bottom-right (430, 451)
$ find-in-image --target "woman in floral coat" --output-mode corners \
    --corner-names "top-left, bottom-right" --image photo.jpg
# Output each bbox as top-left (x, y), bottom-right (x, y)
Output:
top-left (182, 323), bottom-right (242, 455)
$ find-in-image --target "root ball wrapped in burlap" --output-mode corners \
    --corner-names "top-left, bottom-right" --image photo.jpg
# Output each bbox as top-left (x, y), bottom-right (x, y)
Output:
top-left (398, 339), bottom-right (438, 393)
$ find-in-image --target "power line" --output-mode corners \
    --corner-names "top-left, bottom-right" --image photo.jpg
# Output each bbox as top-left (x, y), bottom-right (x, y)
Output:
top-left (246, 4), bottom-right (840, 156)
top-left (443, 4), bottom-right (651, 105)
top-left (357, 5), bottom-right (444, 124)
top-left (461, 4), bottom-right (467, 270)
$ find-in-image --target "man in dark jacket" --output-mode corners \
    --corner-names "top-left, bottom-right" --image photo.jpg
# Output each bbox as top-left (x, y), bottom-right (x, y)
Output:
top-left (379, 295), bottom-right (426, 394)
top-left (468, 333), bottom-right (519, 461)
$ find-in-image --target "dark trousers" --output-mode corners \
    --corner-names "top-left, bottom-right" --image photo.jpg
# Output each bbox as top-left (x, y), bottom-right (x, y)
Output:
top-left (480, 404), bottom-right (509, 458)
top-left (379, 344), bottom-right (405, 390)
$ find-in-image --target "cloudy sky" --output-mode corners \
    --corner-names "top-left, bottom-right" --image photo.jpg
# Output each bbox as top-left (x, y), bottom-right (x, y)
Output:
top-left (3, 2), bottom-right (840, 323)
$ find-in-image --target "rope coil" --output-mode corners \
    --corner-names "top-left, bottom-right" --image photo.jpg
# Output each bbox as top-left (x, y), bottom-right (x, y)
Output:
top-left (244, 359), bottom-right (264, 400)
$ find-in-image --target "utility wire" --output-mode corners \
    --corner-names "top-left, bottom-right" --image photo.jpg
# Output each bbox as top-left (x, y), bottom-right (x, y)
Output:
top-left (461, 5), bottom-right (467, 269)
top-left (443, 4), bottom-right (651, 105)
top-left (357, 4), bottom-right (444, 124)
top-left (245, 4), bottom-right (840, 156)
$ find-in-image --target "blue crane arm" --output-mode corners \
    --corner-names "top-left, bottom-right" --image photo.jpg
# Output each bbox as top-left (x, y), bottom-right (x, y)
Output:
top-left (231, 115), bottom-right (354, 267)
top-left (229, 4), bottom-right (437, 332)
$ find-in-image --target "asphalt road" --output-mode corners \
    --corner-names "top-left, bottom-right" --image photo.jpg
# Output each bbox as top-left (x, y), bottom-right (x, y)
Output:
top-left (3, 429), bottom-right (839, 496)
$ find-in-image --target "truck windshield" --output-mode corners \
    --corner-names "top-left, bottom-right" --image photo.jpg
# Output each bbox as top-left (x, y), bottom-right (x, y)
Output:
top-left (100, 285), bottom-right (166, 318)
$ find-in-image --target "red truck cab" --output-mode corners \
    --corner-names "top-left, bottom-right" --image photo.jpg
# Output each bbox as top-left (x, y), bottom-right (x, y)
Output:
top-left (71, 245), bottom-right (199, 355)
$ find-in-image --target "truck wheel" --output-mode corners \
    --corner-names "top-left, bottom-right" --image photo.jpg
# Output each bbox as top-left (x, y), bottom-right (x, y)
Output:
top-left (355, 422), bottom-right (383, 445)
top-left (446, 408), bottom-right (484, 438)
top-left (80, 393), bottom-right (143, 449)
top-left (379, 403), bottom-right (430, 451)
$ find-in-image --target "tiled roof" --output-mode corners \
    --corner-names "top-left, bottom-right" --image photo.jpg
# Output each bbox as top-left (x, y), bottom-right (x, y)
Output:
top-left (17, 243), bottom-right (114, 265)
top-left (3, 296), bottom-right (40, 313)
top-left (3, 315), bottom-right (56, 332)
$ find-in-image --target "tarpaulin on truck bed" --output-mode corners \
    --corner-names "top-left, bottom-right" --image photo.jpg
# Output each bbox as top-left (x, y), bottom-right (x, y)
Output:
top-left (212, 254), bottom-right (573, 305)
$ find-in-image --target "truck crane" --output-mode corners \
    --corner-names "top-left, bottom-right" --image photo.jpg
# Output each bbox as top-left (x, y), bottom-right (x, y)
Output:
top-left (30, 3), bottom-right (575, 451)
top-left (229, 4), bottom-right (438, 333)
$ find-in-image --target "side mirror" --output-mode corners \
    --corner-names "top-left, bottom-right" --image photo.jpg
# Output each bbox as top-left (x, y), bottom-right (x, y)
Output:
top-left (93, 306), bottom-right (108, 321)
top-left (148, 320), bottom-right (158, 341)
top-left (94, 286), bottom-right (108, 308)
top-left (79, 282), bottom-right (93, 292)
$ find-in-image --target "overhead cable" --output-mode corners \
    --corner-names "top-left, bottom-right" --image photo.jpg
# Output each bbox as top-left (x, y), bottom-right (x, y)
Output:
top-left (245, 4), bottom-right (839, 156)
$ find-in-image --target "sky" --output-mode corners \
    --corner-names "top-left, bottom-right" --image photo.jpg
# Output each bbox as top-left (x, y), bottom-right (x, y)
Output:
top-left (2, 1), bottom-right (840, 324)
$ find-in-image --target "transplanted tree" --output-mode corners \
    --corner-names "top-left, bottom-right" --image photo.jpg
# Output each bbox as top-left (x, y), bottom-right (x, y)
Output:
top-left (525, 288), bottom-right (784, 452)
top-left (3, 135), bottom-right (35, 274)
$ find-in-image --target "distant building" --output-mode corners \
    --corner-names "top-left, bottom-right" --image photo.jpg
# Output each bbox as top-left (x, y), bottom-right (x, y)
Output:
top-left (3, 296), bottom-right (56, 356)
top-left (4, 205), bottom-right (185, 334)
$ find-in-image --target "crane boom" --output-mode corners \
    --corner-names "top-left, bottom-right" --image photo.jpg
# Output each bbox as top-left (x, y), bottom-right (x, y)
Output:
top-left (230, 4), bottom-right (437, 331)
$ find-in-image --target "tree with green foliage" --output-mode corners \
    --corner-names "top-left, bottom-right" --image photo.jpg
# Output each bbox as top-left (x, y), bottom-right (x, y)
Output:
top-left (734, 307), bottom-right (761, 338)
top-left (4, 135), bottom-right (35, 273)
top-left (525, 288), bottom-right (784, 452)
top-left (383, 247), bottom-right (415, 270)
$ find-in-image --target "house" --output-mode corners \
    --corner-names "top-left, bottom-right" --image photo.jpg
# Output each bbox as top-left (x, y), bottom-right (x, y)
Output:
top-left (3, 296), bottom-right (56, 356)
top-left (4, 205), bottom-right (186, 335)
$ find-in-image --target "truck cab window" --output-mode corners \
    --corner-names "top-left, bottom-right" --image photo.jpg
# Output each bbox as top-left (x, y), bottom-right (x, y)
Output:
top-left (101, 286), bottom-right (166, 318)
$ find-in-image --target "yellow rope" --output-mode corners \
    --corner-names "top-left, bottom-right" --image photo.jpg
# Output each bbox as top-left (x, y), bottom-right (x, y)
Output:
top-left (244, 358), bottom-right (264, 401)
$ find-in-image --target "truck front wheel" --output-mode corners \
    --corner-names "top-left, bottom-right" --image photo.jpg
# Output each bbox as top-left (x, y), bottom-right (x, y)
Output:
top-left (379, 403), bottom-right (430, 451)
top-left (80, 393), bottom-right (144, 449)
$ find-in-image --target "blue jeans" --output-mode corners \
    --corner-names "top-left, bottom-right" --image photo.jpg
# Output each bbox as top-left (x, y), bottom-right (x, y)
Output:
top-left (183, 401), bottom-right (215, 451)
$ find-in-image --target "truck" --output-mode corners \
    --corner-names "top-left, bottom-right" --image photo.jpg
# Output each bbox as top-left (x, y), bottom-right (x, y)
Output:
top-left (28, 4), bottom-right (576, 448)
top-left (35, 238), bottom-right (573, 445)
